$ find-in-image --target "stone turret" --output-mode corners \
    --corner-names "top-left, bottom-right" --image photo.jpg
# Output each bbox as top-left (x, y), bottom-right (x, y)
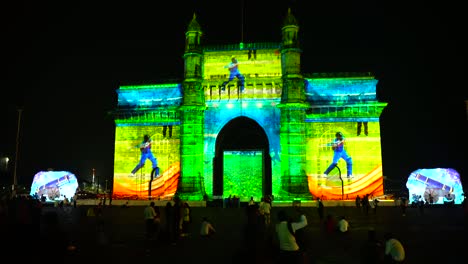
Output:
top-left (179, 13), bottom-right (206, 200)
top-left (278, 8), bottom-right (310, 199)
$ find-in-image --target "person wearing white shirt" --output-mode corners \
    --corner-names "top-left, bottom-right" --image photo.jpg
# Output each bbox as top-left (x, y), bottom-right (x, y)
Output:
top-left (260, 198), bottom-right (272, 225)
top-left (275, 210), bottom-right (308, 263)
top-left (143, 202), bottom-right (157, 239)
top-left (384, 232), bottom-right (405, 263)
top-left (337, 216), bottom-right (349, 233)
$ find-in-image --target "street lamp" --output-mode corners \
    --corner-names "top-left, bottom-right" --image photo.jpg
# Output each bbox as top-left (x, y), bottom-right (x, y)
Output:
top-left (13, 108), bottom-right (23, 195)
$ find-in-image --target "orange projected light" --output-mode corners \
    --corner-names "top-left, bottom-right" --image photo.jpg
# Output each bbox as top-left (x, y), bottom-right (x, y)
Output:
top-left (113, 162), bottom-right (180, 199)
top-left (308, 165), bottom-right (383, 200)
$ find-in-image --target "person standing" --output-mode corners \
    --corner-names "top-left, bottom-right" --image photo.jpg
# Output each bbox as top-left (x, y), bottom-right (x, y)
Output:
top-left (153, 203), bottom-right (161, 241)
top-left (143, 201), bottom-right (157, 240)
top-left (362, 194), bottom-right (370, 215)
top-left (259, 197), bottom-right (272, 226)
top-left (180, 202), bottom-right (191, 237)
top-left (164, 202), bottom-right (176, 245)
top-left (323, 132), bottom-right (353, 179)
top-left (220, 56), bottom-right (245, 92)
top-left (373, 198), bottom-right (380, 214)
top-left (357, 121), bottom-right (369, 136)
top-left (130, 134), bottom-right (159, 177)
top-left (355, 195), bottom-right (362, 211)
top-left (317, 198), bottom-right (325, 222)
top-left (275, 210), bottom-right (308, 264)
top-left (400, 196), bottom-right (408, 216)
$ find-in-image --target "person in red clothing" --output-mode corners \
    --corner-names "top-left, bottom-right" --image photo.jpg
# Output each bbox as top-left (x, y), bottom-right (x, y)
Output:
top-left (324, 214), bottom-right (337, 233)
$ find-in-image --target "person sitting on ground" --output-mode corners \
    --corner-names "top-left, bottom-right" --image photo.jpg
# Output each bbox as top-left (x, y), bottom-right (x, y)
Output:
top-left (337, 215), bottom-right (350, 233)
top-left (384, 232), bottom-right (405, 263)
top-left (200, 216), bottom-right (216, 238)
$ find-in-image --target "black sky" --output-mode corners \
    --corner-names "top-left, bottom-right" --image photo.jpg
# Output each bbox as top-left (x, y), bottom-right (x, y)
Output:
top-left (2, 1), bottom-right (467, 190)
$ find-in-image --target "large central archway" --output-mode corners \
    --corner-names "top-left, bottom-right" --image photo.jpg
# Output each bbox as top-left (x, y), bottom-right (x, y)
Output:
top-left (213, 117), bottom-right (272, 200)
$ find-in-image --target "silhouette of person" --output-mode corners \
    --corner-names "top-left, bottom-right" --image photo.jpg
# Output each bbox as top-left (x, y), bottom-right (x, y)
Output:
top-left (357, 121), bottom-right (368, 136)
top-left (355, 195), bottom-right (362, 210)
top-left (164, 202), bottom-right (177, 245)
top-left (360, 229), bottom-right (384, 263)
top-left (130, 135), bottom-right (159, 177)
top-left (317, 198), bottom-right (325, 221)
top-left (162, 125), bottom-right (172, 138)
top-left (220, 56), bottom-right (245, 92)
top-left (323, 132), bottom-right (353, 179)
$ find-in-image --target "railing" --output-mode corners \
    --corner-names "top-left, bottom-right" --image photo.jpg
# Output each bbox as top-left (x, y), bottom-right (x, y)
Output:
top-left (203, 42), bottom-right (281, 52)
top-left (203, 79), bottom-right (282, 101)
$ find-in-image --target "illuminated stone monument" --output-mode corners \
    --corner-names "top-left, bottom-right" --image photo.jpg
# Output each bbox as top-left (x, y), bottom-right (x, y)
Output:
top-left (112, 9), bottom-right (387, 201)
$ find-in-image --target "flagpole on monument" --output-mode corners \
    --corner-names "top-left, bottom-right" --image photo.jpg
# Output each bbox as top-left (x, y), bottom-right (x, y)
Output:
top-left (12, 108), bottom-right (23, 198)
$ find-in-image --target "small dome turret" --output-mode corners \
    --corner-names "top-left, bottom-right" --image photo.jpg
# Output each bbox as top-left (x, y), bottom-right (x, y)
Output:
top-left (283, 8), bottom-right (298, 27)
top-left (187, 13), bottom-right (201, 32)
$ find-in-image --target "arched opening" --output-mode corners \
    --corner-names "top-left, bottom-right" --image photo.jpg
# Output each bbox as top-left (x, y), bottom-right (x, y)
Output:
top-left (213, 117), bottom-right (272, 200)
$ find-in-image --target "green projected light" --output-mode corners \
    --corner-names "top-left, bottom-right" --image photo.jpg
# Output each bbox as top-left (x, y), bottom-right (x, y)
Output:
top-left (223, 150), bottom-right (263, 201)
top-left (112, 14), bottom-right (386, 201)
top-left (203, 47), bottom-right (282, 80)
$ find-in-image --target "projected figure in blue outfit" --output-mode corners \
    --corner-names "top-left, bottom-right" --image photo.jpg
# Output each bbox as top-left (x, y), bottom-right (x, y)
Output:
top-left (130, 135), bottom-right (159, 177)
top-left (221, 56), bottom-right (245, 92)
top-left (323, 132), bottom-right (353, 179)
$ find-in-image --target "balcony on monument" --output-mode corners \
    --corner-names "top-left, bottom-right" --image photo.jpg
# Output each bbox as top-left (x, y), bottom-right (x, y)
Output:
top-left (203, 78), bottom-right (282, 101)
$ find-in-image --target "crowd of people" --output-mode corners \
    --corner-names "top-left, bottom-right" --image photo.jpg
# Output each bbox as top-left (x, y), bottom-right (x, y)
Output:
top-left (3, 191), bottom-right (467, 263)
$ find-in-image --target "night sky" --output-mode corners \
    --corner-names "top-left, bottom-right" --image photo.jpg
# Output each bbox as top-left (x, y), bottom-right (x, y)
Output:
top-left (2, 1), bottom-right (467, 191)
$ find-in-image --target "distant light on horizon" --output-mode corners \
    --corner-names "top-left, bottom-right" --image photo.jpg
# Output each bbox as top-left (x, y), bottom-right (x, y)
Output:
top-left (1, 157), bottom-right (9, 172)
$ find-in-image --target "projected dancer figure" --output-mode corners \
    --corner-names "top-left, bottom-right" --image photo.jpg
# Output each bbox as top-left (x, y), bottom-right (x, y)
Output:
top-left (323, 132), bottom-right (353, 179)
top-left (130, 134), bottom-right (159, 177)
top-left (220, 56), bottom-right (245, 92)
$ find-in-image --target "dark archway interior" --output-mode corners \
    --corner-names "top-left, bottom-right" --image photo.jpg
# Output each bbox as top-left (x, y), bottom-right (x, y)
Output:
top-left (213, 117), bottom-right (272, 197)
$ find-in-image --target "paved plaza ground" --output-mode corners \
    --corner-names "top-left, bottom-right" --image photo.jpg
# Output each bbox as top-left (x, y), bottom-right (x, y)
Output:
top-left (11, 200), bottom-right (468, 264)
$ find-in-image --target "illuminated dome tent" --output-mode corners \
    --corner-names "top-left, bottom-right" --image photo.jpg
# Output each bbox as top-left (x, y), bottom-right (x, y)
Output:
top-left (30, 171), bottom-right (79, 201)
top-left (112, 10), bottom-right (387, 201)
top-left (406, 168), bottom-right (464, 204)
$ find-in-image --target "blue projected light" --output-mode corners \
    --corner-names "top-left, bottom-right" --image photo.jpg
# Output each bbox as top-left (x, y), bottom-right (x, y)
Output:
top-left (30, 171), bottom-right (79, 201)
top-left (406, 168), bottom-right (464, 204)
top-left (118, 84), bottom-right (183, 108)
top-left (305, 78), bottom-right (378, 104)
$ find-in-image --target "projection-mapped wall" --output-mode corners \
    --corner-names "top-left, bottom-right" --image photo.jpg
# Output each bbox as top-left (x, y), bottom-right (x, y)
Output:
top-left (223, 150), bottom-right (263, 201)
top-left (112, 11), bottom-right (387, 201)
top-left (113, 124), bottom-right (181, 199)
top-left (305, 122), bottom-right (384, 200)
